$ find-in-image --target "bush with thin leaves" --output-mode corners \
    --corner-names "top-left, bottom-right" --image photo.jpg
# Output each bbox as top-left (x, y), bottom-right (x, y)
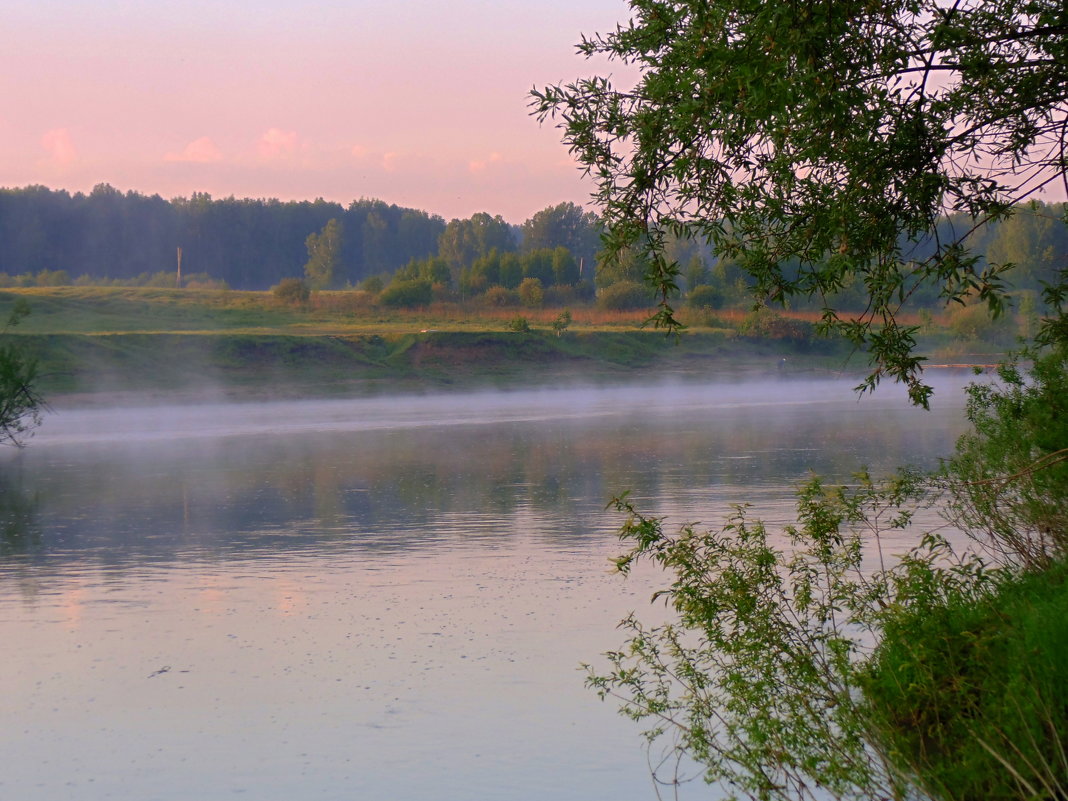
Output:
top-left (0, 299), bottom-right (45, 447)
top-left (944, 348), bottom-right (1068, 570)
top-left (507, 315), bottom-right (531, 333)
top-left (590, 471), bottom-right (982, 801)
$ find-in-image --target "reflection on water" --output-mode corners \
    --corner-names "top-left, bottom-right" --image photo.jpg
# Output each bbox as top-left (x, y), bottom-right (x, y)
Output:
top-left (0, 376), bottom-right (971, 801)
top-left (0, 469), bottom-right (40, 556)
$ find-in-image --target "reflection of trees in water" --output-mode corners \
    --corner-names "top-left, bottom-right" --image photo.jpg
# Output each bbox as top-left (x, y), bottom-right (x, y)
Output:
top-left (12, 401), bottom-right (964, 565)
top-left (0, 465), bottom-right (41, 556)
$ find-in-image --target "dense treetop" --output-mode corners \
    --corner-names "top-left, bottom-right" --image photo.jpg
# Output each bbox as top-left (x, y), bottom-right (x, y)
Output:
top-left (534, 0), bottom-right (1068, 404)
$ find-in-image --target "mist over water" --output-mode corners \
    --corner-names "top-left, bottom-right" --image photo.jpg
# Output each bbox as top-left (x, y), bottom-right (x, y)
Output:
top-left (35, 372), bottom-right (966, 447)
top-left (0, 375), bottom-right (973, 801)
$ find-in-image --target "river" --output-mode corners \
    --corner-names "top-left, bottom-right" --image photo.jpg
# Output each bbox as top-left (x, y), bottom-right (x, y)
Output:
top-left (0, 374), bottom-right (973, 800)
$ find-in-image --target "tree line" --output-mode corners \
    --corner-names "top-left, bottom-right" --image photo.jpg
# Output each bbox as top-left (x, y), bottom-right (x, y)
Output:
top-left (0, 184), bottom-right (1064, 320)
top-left (0, 184), bottom-right (444, 290)
top-left (298, 202), bottom-right (601, 296)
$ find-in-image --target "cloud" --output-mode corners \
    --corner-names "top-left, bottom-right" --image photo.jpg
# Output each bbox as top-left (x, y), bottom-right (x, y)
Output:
top-left (257, 128), bottom-right (300, 160)
top-left (381, 151), bottom-right (400, 172)
top-left (40, 128), bottom-right (78, 166)
top-left (468, 151), bottom-right (503, 173)
top-left (165, 136), bottom-right (223, 163)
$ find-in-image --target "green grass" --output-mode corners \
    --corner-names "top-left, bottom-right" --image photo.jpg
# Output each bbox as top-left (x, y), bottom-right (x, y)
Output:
top-left (0, 287), bottom-right (307, 334)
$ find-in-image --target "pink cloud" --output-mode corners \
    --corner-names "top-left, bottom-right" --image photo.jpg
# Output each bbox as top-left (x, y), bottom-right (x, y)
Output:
top-left (468, 151), bottom-right (503, 173)
top-left (165, 136), bottom-right (223, 163)
top-left (257, 128), bottom-right (300, 160)
top-left (40, 128), bottom-right (78, 166)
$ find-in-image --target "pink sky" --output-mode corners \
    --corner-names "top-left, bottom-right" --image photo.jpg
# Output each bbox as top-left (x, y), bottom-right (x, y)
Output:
top-left (1, 0), bottom-right (634, 223)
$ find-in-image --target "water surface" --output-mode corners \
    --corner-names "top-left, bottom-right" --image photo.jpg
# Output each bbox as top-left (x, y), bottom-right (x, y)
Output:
top-left (0, 376), bottom-right (971, 800)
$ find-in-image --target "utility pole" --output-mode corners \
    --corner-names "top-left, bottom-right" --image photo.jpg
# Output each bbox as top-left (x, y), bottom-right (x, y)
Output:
top-left (176, 246), bottom-right (183, 288)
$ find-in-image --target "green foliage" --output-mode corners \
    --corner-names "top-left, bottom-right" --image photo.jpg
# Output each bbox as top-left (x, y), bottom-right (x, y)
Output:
top-left (982, 202), bottom-right (1068, 293)
top-left (303, 218), bottom-right (343, 290)
top-left (520, 201), bottom-right (601, 269)
top-left (182, 273), bottom-right (228, 290)
top-left (31, 269), bottom-right (68, 287)
top-left (499, 252), bottom-right (524, 289)
top-left (0, 186), bottom-right (446, 290)
top-left (738, 308), bottom-right (814, 344)
top-left (518, 277), bottom-right (544, 308)
top-left (687, 284), bottom-right (724, 310)
top-left (0, 269), bottom-right (228, 290)
top-left (550, 309), bottom-right (572, 337)
top-left (551, 246), bottom-right (580, 286)
top-left (595, 246), bottom-right (649, 289)
top-left (0, 299), bottom-right (45, 447)
top-left (946, 302), bottom-right (1016, 345)
top-left (0, 270), bottom-right (70, 288)
top-left (522, 249), bottom-right (555, 285)
top-left (590, 346), bottom-right (1068, 800)
top-left (684, 255), bottom-right (710, 292)
top-left (359, 275), bottom-right (384, 294)
top-left (862, 561), bottom-right (1068, 801)
top-left (546, 280), bottom-right (596, 307)
top-left (944, 348), bottom-right (1068, 570)
top-left (483, 285), bottom-right (518, 307)
top-left (685, 305), bottom-right (728, 329)
top-left (438, 212), bottom-right (516, 269)
top-left (378, 279), bottom-right (433, 308)
top-left (592, 472), bottom-right (944, 801)
top-left (597, 280), bottom-right (652, 311)
top-left (395, 255), bottom-right (451, 287)
top-left (462, 249), bottom-right (502, 294)
top-left (507, 315), bottom-right (530, 333)
top-left (271, 277), bottom-right (310, 306)
top-left (1017, 291), bottom-right (1040, 341)
top-left (533, 0), bottom-right (1068, 406)
top-left (462, 247), bottom-right (585, 291)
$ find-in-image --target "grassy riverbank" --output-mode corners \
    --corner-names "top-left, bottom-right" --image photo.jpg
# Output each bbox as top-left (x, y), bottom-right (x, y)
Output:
top-left (0, 286), bottom-right (996, 403)
top-left (13, 329), bottom-right (855, 402)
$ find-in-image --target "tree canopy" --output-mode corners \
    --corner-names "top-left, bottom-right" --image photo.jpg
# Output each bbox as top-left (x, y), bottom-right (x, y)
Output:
top-left (0, 186), bottom-right (445, 290)
top-left (520, 201), bottom-right (602, 271)
top-left (438, 212), bottom-right (516, 271)
top-left (303, 218), bottom-right (344, 289)
top-left (533, 0), bottom-right (1068, 405)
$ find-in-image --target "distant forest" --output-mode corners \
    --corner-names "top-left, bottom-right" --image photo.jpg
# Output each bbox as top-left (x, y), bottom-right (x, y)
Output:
top-left (0, 184), bottom-right (1064, 310)
top-left (0, 184), bottom-right (448, 289)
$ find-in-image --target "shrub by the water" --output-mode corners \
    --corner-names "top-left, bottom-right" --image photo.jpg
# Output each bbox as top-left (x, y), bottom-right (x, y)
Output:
top-left (738, 307), bottom-right (814, 344)
top-left (272, 277), bottom-right (310, 305)
top-left (507, 315), bottom-right (530, 332)
top-left (359, 275), bottom-right (384, 294)
top-left (862, 560), bottom-right (1068, 801)
top-left (518, 277), bottom-right (544, 308)
top-left (687, 284), bottom-right (724, 309)
top-left (379, 279), bottom-right (433, 308)
top-left (483, 285), bottom-right (518, 307)
top-left (597, 281), bottom-right (651, 311)
top-left (947, 302), bottom-right (1017, 345)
